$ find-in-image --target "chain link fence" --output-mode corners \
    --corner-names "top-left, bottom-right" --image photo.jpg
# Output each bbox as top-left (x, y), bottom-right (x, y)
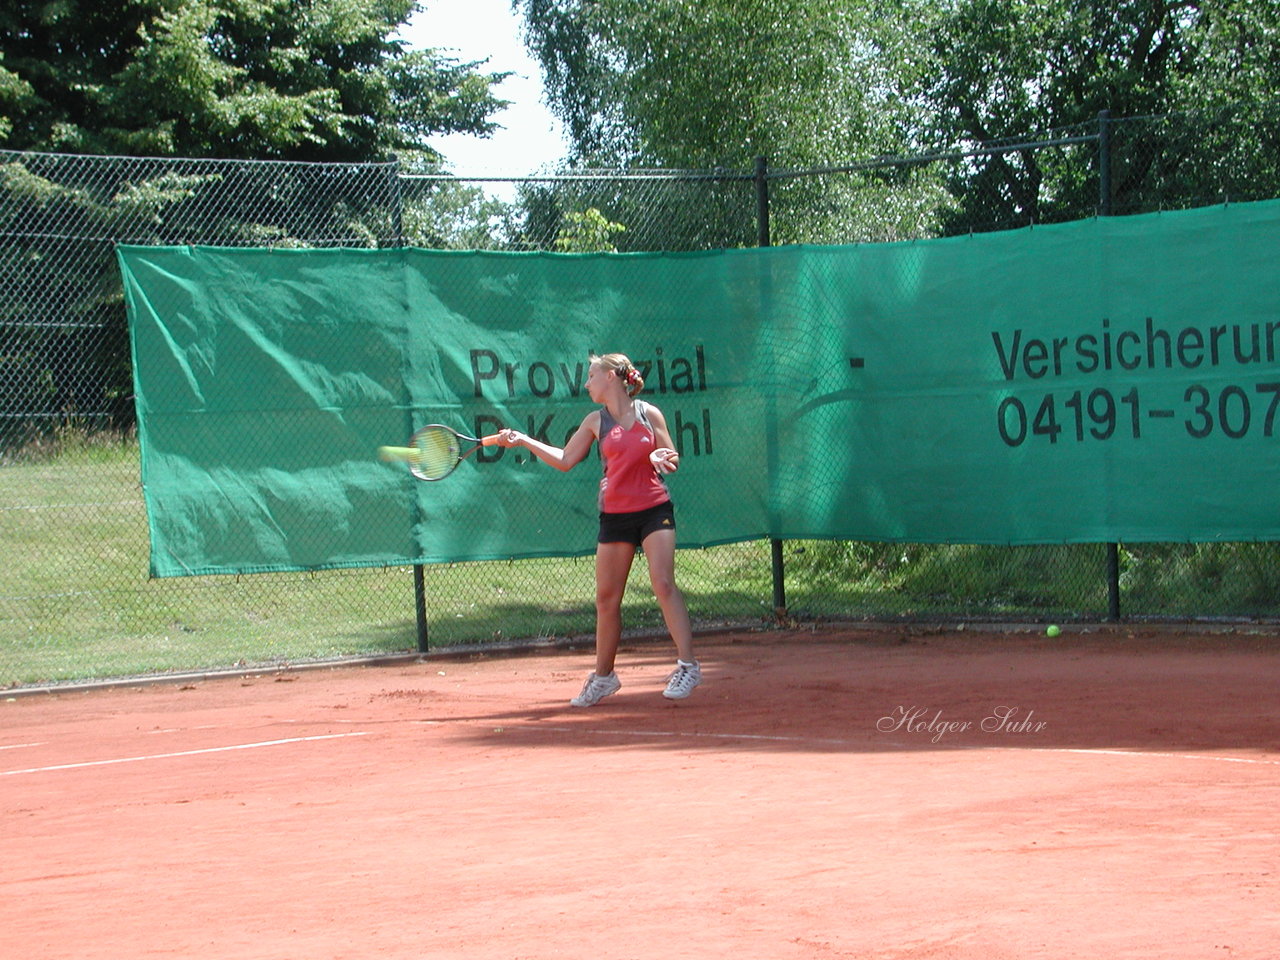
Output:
top-left (4, 106), bottom-right (1280, 687)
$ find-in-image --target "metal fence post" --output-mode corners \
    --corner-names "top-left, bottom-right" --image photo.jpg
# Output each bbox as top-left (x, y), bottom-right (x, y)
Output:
top-left (1098, 110), bottom-right (1122, 622)
top-left (389, 154), bottom-right (405, 250)
top-left (755, 156), bottom-right (787, 618)
top-left (1097, 112), bottom-right (1112, 218)
top-left (390, 156), bottom-right (430, 652)
top-left (414, 564), bottom-right (429, 653)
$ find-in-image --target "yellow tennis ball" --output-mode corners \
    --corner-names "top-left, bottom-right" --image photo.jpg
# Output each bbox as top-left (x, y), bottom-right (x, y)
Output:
top-left (1045, 624), bottom-right (1061, 637)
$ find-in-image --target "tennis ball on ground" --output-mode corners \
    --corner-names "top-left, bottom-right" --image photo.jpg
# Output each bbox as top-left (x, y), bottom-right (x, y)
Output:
top-left (1045, 624), bottom-right (1061, 637)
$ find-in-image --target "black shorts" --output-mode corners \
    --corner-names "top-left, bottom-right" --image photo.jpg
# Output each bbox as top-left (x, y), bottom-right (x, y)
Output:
top-left (597, 500), bottom-right (676, 546)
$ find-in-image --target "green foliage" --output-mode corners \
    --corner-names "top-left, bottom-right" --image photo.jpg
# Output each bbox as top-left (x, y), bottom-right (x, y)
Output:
top-left (400, 177), bottom-right (523, 249)
top-left (0, 53), bottom-right (35, 141)
top-left (1121, 542), bottom-right (1280, 614)
top-left (518, 1), bottom-right (953, 246)
top-left (912, 0), bottom-right (1280, 226)
top-left (553, 206), bottom-right (625, 252)
top-left (785, 540), bottom-right (1108, 617)
top-left (0, 0), bottom-right (509, 161)
top-left (515, 174), bottom-right (758, 252)
top-left (519, 1), bottom-right (1280, 238)
top-left (521, 0), bottom-right (917, 170)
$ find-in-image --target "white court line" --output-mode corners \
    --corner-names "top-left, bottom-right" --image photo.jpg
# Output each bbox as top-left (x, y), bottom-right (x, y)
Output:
top-left (0, 742), bottom-right (46, 751)
top-left (504, 725), bottom-right (1280, 766)
top-left (0, 732), bottom-right (369, 777)
top-left (1045, 746), bottom-right (1280, 766)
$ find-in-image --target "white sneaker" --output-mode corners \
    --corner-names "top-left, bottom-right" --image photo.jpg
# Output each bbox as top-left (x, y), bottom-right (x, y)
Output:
top-left (663, 660), bottom-right (701, 700)
top-left (571, 671), bottom-right (621, 707)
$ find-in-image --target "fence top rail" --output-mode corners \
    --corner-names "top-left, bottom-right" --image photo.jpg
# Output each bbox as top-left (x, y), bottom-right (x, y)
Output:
top-left (402, 132), bottom-right (1101, 187)
top-left (5, 130), bottom-right (1101, 187)
top-left (399, 168), bottom-right (756, 184)
top-left (0, 148), bottom-right (399, 171)
top-left (766, 134), bottom-right (1102, 182)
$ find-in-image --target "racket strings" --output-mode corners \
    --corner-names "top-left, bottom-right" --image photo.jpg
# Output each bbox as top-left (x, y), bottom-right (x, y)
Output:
top-left (414, 428), bottom-right (461, 480)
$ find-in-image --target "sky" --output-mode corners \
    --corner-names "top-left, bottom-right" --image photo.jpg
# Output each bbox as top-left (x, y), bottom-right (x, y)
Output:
top-left (398, 0), bottom-right (570, 177)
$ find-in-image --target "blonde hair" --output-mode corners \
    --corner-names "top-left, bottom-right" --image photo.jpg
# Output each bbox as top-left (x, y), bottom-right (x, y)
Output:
top-left (590, 352), bottom-right (644, 397)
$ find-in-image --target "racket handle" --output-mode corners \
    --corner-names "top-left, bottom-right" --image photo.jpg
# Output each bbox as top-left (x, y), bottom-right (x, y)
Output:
top-left (378, 445), bottom-right (420, 462)
top-left (481, 434), bottom-right (501, 446)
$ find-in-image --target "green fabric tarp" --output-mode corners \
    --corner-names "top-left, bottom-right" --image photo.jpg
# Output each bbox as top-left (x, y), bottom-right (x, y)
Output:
top-left (119, 200), bottom-right (1280, 577)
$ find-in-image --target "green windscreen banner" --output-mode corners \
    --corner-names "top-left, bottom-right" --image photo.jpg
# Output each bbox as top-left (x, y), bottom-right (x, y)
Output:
top-left (119, 200), bottom-right (1280, 577)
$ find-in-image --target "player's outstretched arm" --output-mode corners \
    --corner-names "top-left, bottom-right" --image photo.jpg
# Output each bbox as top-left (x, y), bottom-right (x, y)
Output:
top-left (497, 412), bottom-right (598, 472)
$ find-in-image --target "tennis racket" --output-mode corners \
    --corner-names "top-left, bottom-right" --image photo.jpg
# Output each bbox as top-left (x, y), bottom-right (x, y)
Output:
top-left (378, 424), bottom-right (501, 481)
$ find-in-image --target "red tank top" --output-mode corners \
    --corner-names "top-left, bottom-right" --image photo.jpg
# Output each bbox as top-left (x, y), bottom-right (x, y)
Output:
top-left (597, 401), bottom-right (670, 514)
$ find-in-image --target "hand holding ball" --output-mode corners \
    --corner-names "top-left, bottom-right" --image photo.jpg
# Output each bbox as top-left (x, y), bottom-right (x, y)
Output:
top-left (650, 447), bottom-right (678, 475)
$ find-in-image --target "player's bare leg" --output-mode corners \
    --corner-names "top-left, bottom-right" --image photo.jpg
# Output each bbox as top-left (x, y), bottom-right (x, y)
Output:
top-left (593, 540), bottom-right (637, 675)
top-left (642, 528), bottom-right (701, 699)
top-left (570, 542), bottom-right (636, 706)
top-left (641, 528), bottom-right (694, 662)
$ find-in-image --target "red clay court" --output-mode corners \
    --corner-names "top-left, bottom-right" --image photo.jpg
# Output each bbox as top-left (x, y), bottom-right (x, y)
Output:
top-left (4, 625), bottom-right (1278, 959)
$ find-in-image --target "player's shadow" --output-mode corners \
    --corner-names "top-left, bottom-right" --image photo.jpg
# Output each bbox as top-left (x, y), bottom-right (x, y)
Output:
top-left (386, 631), bottom-right (1280, 756)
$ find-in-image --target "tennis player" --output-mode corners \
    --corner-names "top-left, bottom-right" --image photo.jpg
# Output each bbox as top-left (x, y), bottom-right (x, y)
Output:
top-left (496, 352), bottom-right (701, 706)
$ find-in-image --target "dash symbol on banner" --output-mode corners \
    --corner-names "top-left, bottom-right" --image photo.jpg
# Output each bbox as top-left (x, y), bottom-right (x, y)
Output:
top-left (1147, 409), bottom-right (1175, 418)
top-left (849, 356), bottom-right (865, 369)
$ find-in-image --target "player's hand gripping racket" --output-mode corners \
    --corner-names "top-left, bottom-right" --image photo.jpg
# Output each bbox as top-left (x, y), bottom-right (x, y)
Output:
top-left (378, 424), bottom-right (500, 481)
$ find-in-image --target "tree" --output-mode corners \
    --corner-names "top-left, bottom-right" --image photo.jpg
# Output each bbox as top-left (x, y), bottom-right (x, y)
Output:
top-left (0, 1), bottom-right (519, 452)
top-left (0, 54), bottom-right (34, 142)
top-left (400, 176), bottom-right (524, 249)
top-left (519, 0), bottom-right (917, 169)
top-left (0, 0), bottom-right (509, 162)
top-left (517, 0), bottom-right (947, 244)
top-left (519, 0), bottom-right (1280, 239)
top-left (553, 206), bottom-right (625, 251)
top-left (909, 0), bottom-right (1280, 226)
